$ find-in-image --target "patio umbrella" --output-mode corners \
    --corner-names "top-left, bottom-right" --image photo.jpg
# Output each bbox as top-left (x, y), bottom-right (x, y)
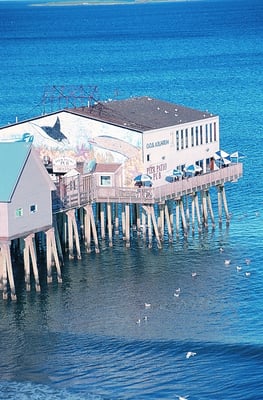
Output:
top-left (166, 168), bottom-right (183, 177)
top-left (134, 173), bottom-right (152, 182)
top-left (165, 168), bottom-right (183, 183)
top-left (230, 151), bottom-right (246, 162)
top-left (184, 164), bottom-right (202, 174)
top-left (214, 149), bottom-right (230, 160)
top-left (215, 157), bottom-right (231, 168)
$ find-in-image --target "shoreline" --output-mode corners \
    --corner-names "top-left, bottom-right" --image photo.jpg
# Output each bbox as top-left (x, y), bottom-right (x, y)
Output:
top-left (31, 0), bottom-right (195, 7)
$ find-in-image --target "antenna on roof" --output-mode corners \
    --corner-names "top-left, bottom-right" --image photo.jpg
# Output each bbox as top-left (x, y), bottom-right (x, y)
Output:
top-left (41, 85), bottom-right (99, 113)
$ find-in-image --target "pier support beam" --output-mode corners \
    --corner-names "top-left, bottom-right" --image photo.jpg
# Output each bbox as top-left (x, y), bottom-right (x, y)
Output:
top-left (179, 199), bottom-right (188, 237)
top-left (107, 203), bottom-right (113, 247)
top-left (221, 185), bottom-right (230, 224)
top-left (158, 204), bottom-right (165, 240)
top-left (143, 205), bottom-right (162, 249)
top-left (206, 190), bottom-right (216, 228)
top-left (100, 204), bottom-right (106, 240)
top-left (24, 233), bottom-right (40, 293)
top-left (201, 190), bottom-right (209, 228)
top-left (66, 209), bottom-right (81, 259)
top-left (52, 214), bottom-right (64, 264)
top-left (115, 203), bottom-right (120, 234)
top-left (194, 193), bottom-right (202, 232)
top-left (121, 204), bottom-right (126, 239)
top-left (125, 204), bottom-right (130, 247)
top-left (84, 204), bottom-right (100, 253)
top-left (175, 200), bottom-right (180, 237)
top-left (217, 185), bottom-right (230, 225)
top-left (164, 202), bottom-right (173, 242)
top-left (45, 228), bottom-right (62, 284)
top-left (0, 242), bottom-right (16, 300)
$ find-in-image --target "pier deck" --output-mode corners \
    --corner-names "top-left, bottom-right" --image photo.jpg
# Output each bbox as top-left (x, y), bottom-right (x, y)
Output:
top-left (52, 163), bottom-right (243, 212)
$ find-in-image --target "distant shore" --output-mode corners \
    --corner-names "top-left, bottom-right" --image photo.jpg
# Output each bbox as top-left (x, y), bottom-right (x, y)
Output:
top-left (31, 0), bottom-right (193, 7)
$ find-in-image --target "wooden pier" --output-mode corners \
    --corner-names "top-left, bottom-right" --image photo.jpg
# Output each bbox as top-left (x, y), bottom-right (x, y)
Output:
top-left (0, 163), bottom-right (242, 300)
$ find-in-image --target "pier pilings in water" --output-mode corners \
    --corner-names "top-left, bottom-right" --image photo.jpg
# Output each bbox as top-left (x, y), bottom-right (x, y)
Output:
top-left (0, 184), bottom-right (230, 300)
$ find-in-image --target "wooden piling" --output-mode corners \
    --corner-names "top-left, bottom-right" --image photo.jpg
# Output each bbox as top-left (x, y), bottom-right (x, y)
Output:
top-left (23, 234), bottom-right (40, 292)
top-left (0, 242), bottom-right (16, 300)
top-left (66, 209), bottom-right (81, 259)
top-left (45, 228), bottom-right (62, 283)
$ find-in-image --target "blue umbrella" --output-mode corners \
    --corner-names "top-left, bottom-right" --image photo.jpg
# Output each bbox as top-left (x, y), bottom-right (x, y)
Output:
top-left (214, 149), bottom-right (230, 160)
top-left (134, 173), bottom-right (152, 182)
top-left (166, 168), bottom-right (183, 177)
top-left (165, 168), bottom-right (183, 183)
top-left (230, 151), bottom-right (246, 162)
top-left (215, 157), bottom-right (231, 168)
top-left (169, 168), bottom-right (183, 176)
top-left (184, 164), bottom-right (202, 174)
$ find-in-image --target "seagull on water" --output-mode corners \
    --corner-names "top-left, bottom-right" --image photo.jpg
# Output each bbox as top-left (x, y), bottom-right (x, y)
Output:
top-left (236, 266), bottom-right (242, 271)
top-left (245, 271), bottom-right (251, 277)
top-left (191, 272), bottom-right (197, 277)
top-left (224, 259), bottom-right (231, 265)
top-left (145, 303), bottom-right (151, 308)
top-left (177, 396), bottom-right (189, 400)
top-left (186, 351), bottom-right (197, 359)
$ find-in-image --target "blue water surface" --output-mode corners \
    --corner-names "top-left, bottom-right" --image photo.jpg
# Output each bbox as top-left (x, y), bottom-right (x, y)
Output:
top-left (0, 0), bottom-right (263, 399)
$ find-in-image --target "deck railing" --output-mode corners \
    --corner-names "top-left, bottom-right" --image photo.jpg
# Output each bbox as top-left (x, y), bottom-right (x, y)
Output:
top-left (52, 163), bottom-right (243, 212)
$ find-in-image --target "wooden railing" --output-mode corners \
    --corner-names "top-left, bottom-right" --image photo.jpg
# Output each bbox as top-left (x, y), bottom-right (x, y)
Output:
top-left (52, 163), bottom-right (243, 212)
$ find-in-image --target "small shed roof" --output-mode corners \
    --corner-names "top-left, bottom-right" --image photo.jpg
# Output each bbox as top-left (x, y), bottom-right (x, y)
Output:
top-left (94, 163), bottom-right (122, 173)
top-left (0, 142), bottom-right (32, 202)
top-left (0, 142), bottom-right (54, 202)
top-left (69, 96), bottom-right (216, 132)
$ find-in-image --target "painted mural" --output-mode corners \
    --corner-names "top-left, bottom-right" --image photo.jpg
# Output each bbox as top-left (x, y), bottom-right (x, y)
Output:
top-left (0, 111), bottom-right (144, 186)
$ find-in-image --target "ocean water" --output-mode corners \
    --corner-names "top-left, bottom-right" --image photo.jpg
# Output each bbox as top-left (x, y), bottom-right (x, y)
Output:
top-left (0, 0), bottom-right (263, 399)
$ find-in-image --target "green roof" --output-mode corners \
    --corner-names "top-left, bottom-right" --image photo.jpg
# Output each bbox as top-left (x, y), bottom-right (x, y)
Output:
top-left (0, 142), bottom-right (32, 202)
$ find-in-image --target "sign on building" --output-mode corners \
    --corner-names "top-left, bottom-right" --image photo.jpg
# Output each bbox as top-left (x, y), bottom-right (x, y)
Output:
top-left (53, 157), bottom-right (76, 173)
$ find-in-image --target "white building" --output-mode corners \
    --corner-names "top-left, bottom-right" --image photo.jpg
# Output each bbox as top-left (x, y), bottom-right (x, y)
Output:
top-left (0, 96), bottom-right (219, 187)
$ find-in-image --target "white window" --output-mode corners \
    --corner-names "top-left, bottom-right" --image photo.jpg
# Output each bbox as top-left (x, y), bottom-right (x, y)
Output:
top-left (100, 175), bottom-right (111, 186)
top-left (15, 208), bottom-right (23, 217)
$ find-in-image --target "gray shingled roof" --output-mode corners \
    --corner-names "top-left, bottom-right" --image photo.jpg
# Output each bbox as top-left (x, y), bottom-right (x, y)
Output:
top-left (68, 96), bottom-right (215, 132)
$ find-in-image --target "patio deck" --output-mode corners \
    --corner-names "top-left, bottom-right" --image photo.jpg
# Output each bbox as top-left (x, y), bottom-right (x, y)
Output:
top-left (52, 163), bottom-right (243, 212)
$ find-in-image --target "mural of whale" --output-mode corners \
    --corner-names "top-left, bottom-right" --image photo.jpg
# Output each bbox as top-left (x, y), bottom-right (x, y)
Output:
top-left (41, 116), bottom-right (68, 142)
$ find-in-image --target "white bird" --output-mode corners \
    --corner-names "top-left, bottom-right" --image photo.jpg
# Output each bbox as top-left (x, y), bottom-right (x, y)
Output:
top-left (144, 303), bottom-right (151, 308)
top-left (186, 351), bottom-right (197, 359)
top-left (219, 247), bottom-right (224, 252)
top-left (245, 271), bottom-right (251, 277)
top-left (174, 291), bottom-right (180, 297)
top-left (236, 266), bottom-right (242, 271)
top-left (136, 319), bottom-right (141, 325)
top-left (191, 272), bottom-right (197, 277)
top-left (224, 259), bottom-right (231, 265)
top-left (178, 396), bottom-right (189, 400)
top-left (175, 287), bottom-right (181, 293)
top-left (245, 258), bottom-right (251, 265)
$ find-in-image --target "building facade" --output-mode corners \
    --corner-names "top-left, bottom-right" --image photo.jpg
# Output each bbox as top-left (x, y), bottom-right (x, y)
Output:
top-left (0, 97), bottom-right (219, 188)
